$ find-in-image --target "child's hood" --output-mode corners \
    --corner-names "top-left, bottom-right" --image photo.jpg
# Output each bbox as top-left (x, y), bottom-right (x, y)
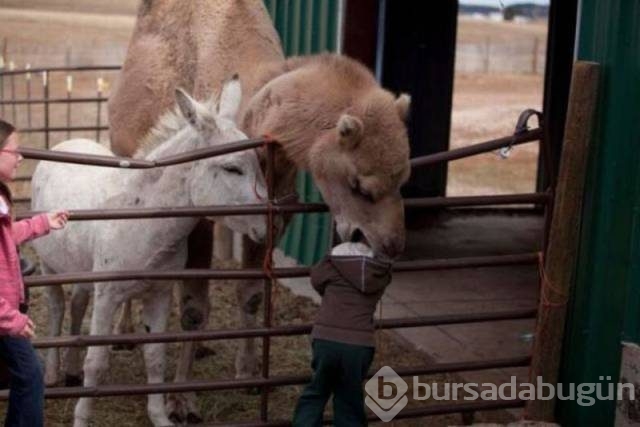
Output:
top-left (311, 256), bottom-right (392, 294)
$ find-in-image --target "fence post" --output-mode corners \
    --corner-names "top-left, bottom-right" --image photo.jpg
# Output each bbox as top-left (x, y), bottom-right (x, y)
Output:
top-left (96, 77), bottom-right (104, 142)
top-left (260, 141), bottom-right (276, 422)
top-left (526, 61), bottom-right (601, 421)
top-left (532, 36), bottom-right (540, 74)
top-left (42, 71), bottom-right (50, 149)
top-left (9, 61), bottom-right (15, 125)
top-left (25, 64), bottom-right (32, 128)
top-left (66, 75), bottom-right (72, 139)
top-left (484, 36), bottom-right (491, 74)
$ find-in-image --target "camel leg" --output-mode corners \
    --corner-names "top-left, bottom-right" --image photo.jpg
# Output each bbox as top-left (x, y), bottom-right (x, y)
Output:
top-left (166, 220), bottom-right (212, 423)
top-left (64, 285), bottom-right (91, 386)
top-left (112, 299), bottom-right (136, 351)
top-left (141, 290), bottom-right (173, 427)
top-left (43, 262), bottom-right (64, 387)
top-left (73, 288), bottom-right (121, 427)
top-left (235, 236), bottom-right (265, 380)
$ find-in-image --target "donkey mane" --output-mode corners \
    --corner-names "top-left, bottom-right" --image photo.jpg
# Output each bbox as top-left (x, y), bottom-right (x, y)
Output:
top-left (133, 96), bottom-right (216, 159)
top-left (133, 107), bottom-right (189, 159)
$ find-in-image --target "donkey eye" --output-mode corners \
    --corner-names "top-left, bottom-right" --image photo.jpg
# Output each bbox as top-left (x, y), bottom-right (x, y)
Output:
top-left (222, 165), bottom-right (244, 175)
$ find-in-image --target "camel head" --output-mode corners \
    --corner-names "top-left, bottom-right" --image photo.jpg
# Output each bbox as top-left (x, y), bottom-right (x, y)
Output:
top-left (308, 90), bottom-right (411, 260)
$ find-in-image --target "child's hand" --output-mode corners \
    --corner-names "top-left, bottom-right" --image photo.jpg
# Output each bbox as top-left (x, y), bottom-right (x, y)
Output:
top-left (18, 317), bottom-right (35, 339)
top-left (47, 210), bottom-right (69, 230)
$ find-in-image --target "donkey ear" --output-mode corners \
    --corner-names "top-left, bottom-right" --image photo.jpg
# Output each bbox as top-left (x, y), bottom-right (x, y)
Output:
top-left (218, 74), bottom-right (242, 121)
top-left (337, 114), bottom-right (363, 150)
top-left (395, 93), bottom-right (411, 122)
top-left (175, 88), bottom-right (211, 131)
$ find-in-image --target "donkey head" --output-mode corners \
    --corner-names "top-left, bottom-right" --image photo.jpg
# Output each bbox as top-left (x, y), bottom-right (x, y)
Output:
top-left (176, 77), bottom-right (267, 243)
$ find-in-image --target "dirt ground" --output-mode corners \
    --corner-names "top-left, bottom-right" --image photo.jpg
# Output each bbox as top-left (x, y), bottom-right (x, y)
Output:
top-left (448, 73), bottom-right (543, 196)
top-left (0, 255), bottom-right (513, 426)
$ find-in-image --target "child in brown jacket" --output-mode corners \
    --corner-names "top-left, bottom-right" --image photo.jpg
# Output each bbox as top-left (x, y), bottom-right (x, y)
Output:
top-left (292, 242), bottom-right (393, 426)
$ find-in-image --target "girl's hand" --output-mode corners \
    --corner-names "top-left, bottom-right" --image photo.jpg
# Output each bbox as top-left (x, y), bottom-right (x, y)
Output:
top-left (18, 318), bottom-right (35, 339)
top-left (47, 210), bottom-right (69, 230)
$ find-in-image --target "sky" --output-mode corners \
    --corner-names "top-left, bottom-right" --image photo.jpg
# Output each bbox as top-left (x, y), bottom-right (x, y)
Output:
top-left (459, 0), bottom-right (550, 6)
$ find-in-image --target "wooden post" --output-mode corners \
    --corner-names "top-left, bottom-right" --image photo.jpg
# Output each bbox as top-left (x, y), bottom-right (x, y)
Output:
top-left (484, 36), bottom-right (491, 74)
top-left (526, 61), bottom-right (601, 420)
top-left (532, 36), bottom-right (540, 74)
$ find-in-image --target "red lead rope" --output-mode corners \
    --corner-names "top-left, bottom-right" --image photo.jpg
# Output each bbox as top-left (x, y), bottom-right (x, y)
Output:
top-left (259, 136), bottom-right (278, 325)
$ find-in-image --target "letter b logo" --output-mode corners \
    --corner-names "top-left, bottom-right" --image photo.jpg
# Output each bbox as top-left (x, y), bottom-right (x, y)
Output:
top-left (365, 366), bottom-right (408, 422)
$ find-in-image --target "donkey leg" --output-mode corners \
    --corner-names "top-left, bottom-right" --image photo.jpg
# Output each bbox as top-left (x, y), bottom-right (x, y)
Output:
top-left (112, 299), bottom-right (136, 351)
top-left (167, 220), bottom-right (212, 423)
top-left (64, 285), bottom-right (91, 386)
top-left (141, 290), bottom-right (174, 427)
top-left (179, 220), bottom-right (213, 331)
top-left (73, 290), bottom-right (120, 427)
top-left (167, 340), bottom-right (201, 424)
top-left (235, 236), bottom-right (265, 380)
top-left (44, 272), bottom-right (64, 387)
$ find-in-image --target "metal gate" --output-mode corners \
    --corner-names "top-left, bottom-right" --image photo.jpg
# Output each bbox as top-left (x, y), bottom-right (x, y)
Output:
top-left (0, 65), bottom-right (550, 425)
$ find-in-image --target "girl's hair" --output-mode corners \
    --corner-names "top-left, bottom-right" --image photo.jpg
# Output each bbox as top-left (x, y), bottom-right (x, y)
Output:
top-left (0, 119), bottom-right (16, 205)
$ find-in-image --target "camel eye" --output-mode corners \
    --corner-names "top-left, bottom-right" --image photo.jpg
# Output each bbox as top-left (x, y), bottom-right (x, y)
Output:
top-left (222, 165), bottom-right (243, 175)
top-left (359, 190), bottom-right (375, 203)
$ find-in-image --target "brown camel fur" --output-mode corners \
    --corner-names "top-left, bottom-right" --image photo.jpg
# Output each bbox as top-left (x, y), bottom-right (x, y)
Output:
top-left (107, 1), bottom-right (411, 423)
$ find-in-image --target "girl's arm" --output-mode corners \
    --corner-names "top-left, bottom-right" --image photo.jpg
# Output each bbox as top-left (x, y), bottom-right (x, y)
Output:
top-left (11, 213), bottom-right (50, 245)
top-left (0, 297), bottom-right (28, 336)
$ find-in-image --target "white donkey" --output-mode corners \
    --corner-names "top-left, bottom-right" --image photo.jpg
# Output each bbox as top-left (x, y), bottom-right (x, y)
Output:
top-left (31, 77), bottom-right (267, 427)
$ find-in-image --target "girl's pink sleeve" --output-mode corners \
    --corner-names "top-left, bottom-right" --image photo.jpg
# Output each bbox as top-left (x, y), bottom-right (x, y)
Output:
top-left (11, 213), bottom-right (50, 245)
top-left (0, 297), bottom-right (27, 336)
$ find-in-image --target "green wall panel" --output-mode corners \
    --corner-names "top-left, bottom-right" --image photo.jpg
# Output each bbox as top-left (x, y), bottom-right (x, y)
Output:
top-left (558, 0), bottom-right (640, 425)
top-left (263, 0), bottom-right (341, 265)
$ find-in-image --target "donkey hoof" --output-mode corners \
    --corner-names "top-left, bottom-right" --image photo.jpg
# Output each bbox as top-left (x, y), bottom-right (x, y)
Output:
top-left (187, 412), bottom-right (203, 424)
top-left (112, 342), bottom-right (136, 352)
top-left (64, 374), bottom-right (83, 387)
top-left (194, 344), bottom-right (216, 360)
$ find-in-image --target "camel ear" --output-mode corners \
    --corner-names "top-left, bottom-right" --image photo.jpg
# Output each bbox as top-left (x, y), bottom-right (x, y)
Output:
top-left (218, 74), bottom-right (242, 121)
top-left (395, 93), bottom-right (411, 122)
top-left (337, 114), bottom-right (363, 150)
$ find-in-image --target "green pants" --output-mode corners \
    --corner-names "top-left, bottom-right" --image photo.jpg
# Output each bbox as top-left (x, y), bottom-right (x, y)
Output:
top-left (292, 339), bottom-right (375, 427)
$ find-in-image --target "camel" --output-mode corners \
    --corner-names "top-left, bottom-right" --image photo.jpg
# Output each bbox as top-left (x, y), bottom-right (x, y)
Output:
top-left (32, 79), bottom-right (268, 427)
top-left (107, 0), bottom-right (412, 422)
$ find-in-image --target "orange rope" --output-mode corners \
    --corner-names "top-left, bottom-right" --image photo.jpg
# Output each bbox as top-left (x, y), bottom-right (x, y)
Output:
top-left (537, 252), bottom-right (568, 308)
top-left (261, 136), bottom-right (278, 326)
top-left (521, 251), bottom-right (568, 421)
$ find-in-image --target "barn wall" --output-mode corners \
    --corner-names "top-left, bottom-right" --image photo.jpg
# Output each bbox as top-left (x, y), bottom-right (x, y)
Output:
top-left (263, 0), bottom-right (341, 265)
top-left (558, 0), bottom-right (640, 425)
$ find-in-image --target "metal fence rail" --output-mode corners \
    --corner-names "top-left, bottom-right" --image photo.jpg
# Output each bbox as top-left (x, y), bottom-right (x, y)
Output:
top-left (0, 354), bottom-right (532, 399)
top-left (0, 65), bottom-right (549, 423)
